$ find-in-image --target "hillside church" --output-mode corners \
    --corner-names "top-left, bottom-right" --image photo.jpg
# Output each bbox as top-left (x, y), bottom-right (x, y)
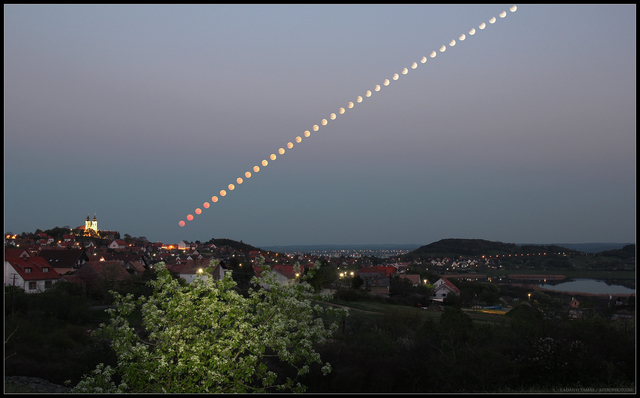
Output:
top-left (74, 214), bottom-right (118, 240)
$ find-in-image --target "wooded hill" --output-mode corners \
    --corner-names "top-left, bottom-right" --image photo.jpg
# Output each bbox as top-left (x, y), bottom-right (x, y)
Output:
top-left (401, 238), bottom-right (582, 260)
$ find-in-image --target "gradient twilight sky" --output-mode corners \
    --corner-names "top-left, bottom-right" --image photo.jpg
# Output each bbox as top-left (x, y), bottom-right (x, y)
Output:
top-left (4, 4), bottom-right (636, 247)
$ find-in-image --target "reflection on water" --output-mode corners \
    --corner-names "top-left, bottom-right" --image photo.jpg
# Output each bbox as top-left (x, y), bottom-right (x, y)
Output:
top-left (538, 279), bottom-right (635, 295)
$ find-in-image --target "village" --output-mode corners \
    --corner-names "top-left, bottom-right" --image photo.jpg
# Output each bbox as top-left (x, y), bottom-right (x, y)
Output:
top-left (4, 215), bottom-right (635, 319)
top-left (4, 217), bottom-right (636, 393)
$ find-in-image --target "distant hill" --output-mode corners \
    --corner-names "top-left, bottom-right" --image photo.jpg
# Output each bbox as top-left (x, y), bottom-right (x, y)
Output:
top-left (402, 238), bottom-right (517, 259)
top-left (401, 238), bottom-right (581, 260)
top-left (261, 244), bottom-right (421, 253)
top-left (548, 243), bottom-right (634, 253)
top-left (207, 238), bottom-right (261, 253)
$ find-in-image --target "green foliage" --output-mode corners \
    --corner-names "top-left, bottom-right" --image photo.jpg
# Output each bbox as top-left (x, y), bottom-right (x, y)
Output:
top-left (351, 275), bottom-right (364, 290)
top-left (305, 262), bottom-right (338, 292)
top-left (71, 258), bottom-right (347, 393)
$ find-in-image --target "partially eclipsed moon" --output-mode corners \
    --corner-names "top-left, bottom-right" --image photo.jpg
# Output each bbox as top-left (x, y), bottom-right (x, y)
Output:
top-left (313, 125), bottom-right (319, 131)
top-left (278, 148), bottom-right (285, 154)
top-left (411, 62), bottom-right (417, 69)
top-left (321, 119), bottom-right (327, 125)
top-left (245, 171), bottom-right (251, 178)
top-left (365, 90), bottom-right (371, 97)
top-left (330, 113), bottom-right (336, 120)
top-left (356, 96), bottom-right (363, 102)
top-left (479, 22), bottom-right (486, 29)
top-left (383, 79), bottom-right (390, 86)
top-left (392, 73), bottom-right (399, 80)
top-left (236, 178), bottom-right (243, 184)
top-left (402, 68), bottom-right (408, 74)
top-left (253, 165), bottom-right (260, 172)
top-left (262, 160), bottom-right (268, 167)
top-left (228, 184), bottom-right (235, 191)
top-left (421, 56), bottom-right (427, 63)
top-left (212, 196), bottom-right (218, 203)
top-left (449, 40), bottom-right (456, 46)
top-left (295, 136), bottom-right (302, 143)
top-left (339, 107), bottom-right (345, 114)
top-left (469, 28), bottom-right (476, 35)
top-left (510, 5), bottom-right (517, 12)
top-left (374, 85), bottom-right (381, 91)
top-left (439, 45), bottom-right (446, 52)
top-left (500, 11), bottom-right (507, 18)
top-left (459, 34), bottom-right (466, 41)
top-left (304, 130), bottom-right (311, 137)
top-left (270, 154), bottom-right (276, 160)
top-left (489, 17), bottom-right (496, 24)
top-left (430, 51), bottom-right (436, 58)
top-left (287, 141), bottom-right (293, 148)
top-left (220, 190), bottom-right (226, 197)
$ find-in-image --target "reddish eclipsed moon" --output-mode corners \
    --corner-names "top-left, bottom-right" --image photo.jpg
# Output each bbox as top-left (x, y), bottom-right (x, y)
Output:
top-left (179, 7), bottom-right (515, 228)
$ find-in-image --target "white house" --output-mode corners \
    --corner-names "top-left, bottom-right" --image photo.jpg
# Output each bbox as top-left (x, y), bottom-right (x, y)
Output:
top-left (430, 277), bottom-right (461, 302)
top-left (109, 240), bottom-right (128, 250)
top-left (5, 256), bottom-right (61, 293)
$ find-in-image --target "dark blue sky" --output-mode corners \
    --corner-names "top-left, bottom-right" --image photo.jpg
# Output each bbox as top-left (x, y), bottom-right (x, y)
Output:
top-left (4, 5), bottom-right (636, 246)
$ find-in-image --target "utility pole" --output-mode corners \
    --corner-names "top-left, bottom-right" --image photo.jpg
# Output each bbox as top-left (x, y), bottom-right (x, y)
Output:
top-left (11, 273), bottom-right (17, 317)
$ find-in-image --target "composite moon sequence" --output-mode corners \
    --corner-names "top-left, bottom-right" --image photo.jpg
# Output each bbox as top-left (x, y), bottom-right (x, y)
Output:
top-left (179, 5), bottom-right (519, 227)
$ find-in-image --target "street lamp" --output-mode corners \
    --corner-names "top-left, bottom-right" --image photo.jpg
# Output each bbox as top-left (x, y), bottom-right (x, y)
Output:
top-left (528, 293), bottom-right (531, 302)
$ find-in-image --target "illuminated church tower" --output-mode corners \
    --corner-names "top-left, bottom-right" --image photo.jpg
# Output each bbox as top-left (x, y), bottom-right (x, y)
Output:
top-left (84, 213), bottom-right (99, 236)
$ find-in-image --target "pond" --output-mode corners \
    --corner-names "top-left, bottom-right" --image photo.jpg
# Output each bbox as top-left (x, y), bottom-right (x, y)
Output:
top-left (538, 278), bottom-right (635, 295)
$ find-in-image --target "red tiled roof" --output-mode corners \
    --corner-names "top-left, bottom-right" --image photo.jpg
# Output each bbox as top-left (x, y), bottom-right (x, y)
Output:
top-left (5, 257), bottom-right (61, 281)
top-left (400, 274), bottom-right (421, 285)
top-left (85, 261), bottom-right (131, 280)
top-left (440, 277), bottom-right (460, 293)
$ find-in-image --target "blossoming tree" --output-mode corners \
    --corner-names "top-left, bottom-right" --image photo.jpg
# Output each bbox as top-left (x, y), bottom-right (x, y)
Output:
top-left (71, 258), bottom-right (347, 393)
